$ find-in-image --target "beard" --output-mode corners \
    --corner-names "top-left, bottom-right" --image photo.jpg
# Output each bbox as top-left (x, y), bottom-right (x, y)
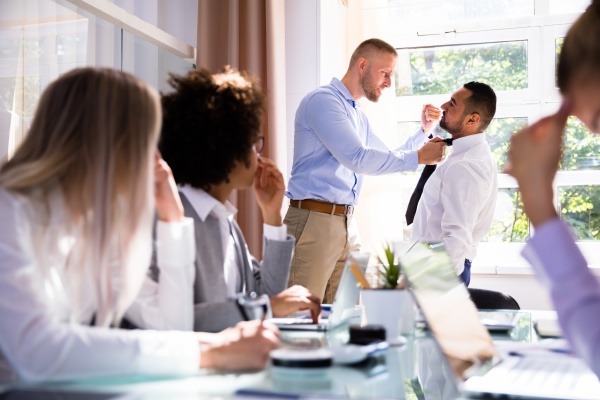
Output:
top-left (440, 114), bottom-right (462, 136)
top-left (361, 68), bottom-right (381, 102)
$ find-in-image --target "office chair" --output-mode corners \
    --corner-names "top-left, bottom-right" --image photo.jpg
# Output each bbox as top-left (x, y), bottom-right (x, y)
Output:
top-left (468, 288), bottom-right (520, 310)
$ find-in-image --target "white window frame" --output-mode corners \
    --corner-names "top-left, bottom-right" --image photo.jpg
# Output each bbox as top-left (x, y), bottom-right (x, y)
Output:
top-left (385, 4), bottom-right (598, 272)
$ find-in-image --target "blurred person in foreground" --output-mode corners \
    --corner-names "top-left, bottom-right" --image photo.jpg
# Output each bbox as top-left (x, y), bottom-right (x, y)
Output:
top-left (506, 0), bottom-right (600, 378)
top-left (0, 67), bottom-right (279, 383)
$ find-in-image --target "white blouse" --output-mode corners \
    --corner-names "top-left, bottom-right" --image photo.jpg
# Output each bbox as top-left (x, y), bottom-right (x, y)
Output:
top-left (0, 189), bottom-right (199, 383)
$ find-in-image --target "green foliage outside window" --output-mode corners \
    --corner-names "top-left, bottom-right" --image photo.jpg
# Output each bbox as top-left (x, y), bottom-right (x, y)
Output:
top-left (560, 120), bottom-right (600, 239)
top-left (396, 37), bottom-right (600, 242)
top-left (484, 118), bottom-right (529, 242)
top-left (396, 41), bottom-right (527, 97)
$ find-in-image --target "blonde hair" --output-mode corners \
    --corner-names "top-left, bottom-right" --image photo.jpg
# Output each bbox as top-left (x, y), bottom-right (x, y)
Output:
top-left (557, 0), bottom-right (600, 93)
top-left (348, 38), bottom-right (398, 70)
top-left (0, 67), bottom-right (161, 326)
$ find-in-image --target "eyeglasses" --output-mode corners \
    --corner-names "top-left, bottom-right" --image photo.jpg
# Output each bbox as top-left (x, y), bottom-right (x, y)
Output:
top-left (254, 136), bottom-right (265, 154)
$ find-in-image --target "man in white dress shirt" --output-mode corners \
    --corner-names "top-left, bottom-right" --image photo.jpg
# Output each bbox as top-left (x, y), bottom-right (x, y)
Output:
top-left (411, 82), bottom-right (498, 286)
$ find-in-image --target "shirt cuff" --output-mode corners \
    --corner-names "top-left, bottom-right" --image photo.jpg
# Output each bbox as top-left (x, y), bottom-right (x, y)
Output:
top-left (136, 330), bottom-right (200, 374)
top-left (263, 223), bottom-right (287, 241)
top-left (522, 217), bottom-right (587, 283)
top-left (401, 150), bottom-right (419, 171)
top-left (156, 217), bottom-right (195, 268)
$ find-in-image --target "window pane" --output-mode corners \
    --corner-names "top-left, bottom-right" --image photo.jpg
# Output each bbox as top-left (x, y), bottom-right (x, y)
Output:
top-left (486, 117), bottom-right (528, 171)
top-left (562, 117), bottom-right (600, 170)
top-left (388, 0), bottom-right (534, 25)
top-left (559, 185), bottom-right (600, 240)
top-left (484, 188), bottom-right (529, 242)
top-left (0, 0), bottom-right (93, 161)
top-left (396, 41), bottom-right (528, 97)
top-left (122, 31), bottom-right (195, 93)
top-left (549, 0), bottom-right (591, 14)
top-left (555, 37), bottom-right (564, 87)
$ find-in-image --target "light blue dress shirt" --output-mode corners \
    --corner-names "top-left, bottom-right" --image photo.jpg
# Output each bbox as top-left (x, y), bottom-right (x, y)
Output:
top-left (286, 78), bottom-right (426, 206)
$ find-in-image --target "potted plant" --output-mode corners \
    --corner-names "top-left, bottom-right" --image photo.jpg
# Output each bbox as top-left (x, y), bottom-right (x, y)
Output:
top-left (360, 243), bottom-right (416, 344)
top-left (377, 243), bottom-right (407, 289)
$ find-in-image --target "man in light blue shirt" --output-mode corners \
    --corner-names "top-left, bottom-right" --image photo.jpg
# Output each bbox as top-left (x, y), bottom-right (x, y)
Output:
top-left (284, 38), bottom-right (446, 303)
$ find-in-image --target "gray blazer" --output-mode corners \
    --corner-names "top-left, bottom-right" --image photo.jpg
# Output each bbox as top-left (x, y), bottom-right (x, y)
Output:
top-left (180, 193), bottom-right (294, 332)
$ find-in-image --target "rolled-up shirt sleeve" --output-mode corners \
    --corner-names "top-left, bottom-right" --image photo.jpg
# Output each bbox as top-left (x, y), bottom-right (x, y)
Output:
top-left (522, 218), bottom-right (600, 378)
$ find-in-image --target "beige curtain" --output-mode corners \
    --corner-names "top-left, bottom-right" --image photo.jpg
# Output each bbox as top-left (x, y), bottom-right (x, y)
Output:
top-left (197, 0), bottom-right (286, 257)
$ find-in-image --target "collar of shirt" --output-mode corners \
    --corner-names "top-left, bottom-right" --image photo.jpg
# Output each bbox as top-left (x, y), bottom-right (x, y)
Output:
top-left (178, 185), bottom-right (237, 222)
top-left (331, 77), bottom-right (359, 109)
top-left (450, 132), bottom-right (486, 155)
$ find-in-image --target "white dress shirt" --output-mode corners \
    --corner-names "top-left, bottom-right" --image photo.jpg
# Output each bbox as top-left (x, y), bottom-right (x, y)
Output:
top-left (0, 188), bottom-right (199, 383)
top-left (179, 185), bottom-right (287, 298)
top-left (411, 133), bottom-right (498, 274)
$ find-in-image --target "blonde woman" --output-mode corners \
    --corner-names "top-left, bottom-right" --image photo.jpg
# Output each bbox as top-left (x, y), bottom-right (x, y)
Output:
top-left (507, 0), bottom-right (600, 378)
top-left (0, 67), bottom-right (279, 383)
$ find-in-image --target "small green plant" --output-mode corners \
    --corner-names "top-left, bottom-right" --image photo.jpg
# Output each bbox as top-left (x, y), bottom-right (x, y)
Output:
top-left (377, 243), bottom-right (403, 289)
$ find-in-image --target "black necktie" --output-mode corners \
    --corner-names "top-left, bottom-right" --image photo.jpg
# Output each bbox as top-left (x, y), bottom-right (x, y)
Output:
top-left (405, 138), bottom-right (452, 225)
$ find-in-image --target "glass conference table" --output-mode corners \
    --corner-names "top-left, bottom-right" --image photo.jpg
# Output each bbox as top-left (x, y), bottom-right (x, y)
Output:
top-left (0, 310), bottom-right (537, 400)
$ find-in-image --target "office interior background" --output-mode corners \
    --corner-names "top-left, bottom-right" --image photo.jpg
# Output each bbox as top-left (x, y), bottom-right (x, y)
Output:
top-left (0, 0), bottom-right (594, 310)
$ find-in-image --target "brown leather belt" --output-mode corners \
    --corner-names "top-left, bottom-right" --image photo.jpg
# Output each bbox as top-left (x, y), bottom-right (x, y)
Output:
top-left (289, 199), bottom-right (354, 216)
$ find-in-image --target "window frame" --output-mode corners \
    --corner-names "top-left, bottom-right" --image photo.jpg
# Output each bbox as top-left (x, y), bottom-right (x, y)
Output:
top-left (386, 4), bottom-right (599, 271)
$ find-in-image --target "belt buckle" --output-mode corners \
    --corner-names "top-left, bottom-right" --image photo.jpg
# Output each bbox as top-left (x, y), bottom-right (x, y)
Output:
top-left (345, 205), bottom-right (354, 216)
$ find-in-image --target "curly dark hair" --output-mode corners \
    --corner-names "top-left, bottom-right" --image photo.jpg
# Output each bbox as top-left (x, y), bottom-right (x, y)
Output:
top-left (159, 66), bottom-right (265, 191)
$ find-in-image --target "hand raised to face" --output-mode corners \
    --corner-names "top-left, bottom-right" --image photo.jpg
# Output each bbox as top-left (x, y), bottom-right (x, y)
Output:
top-left (253, 157), bottom-right (285, 226)
top-left (421, 104), bottom-right (442, 136)
top-left (154, 149), bottom-right (184, 222)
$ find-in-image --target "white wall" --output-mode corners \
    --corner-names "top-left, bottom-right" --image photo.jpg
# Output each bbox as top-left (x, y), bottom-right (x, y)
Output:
top-left (284, 0), bottom-right (347, 180)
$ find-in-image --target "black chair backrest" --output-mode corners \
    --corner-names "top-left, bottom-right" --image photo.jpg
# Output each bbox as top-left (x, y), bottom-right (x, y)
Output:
top-left (468, 288), bottom-right (520, 310)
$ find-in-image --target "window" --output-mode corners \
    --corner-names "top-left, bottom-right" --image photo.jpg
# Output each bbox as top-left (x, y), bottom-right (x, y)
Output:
top-left (396, 41), bottom-right (528, 97)
top-left (549, 0), bottom-right (591, 14)
top-left (388, 0), bottom-right (534, 25)
top-left (352, 0), bottom-right (595, 268)
top-left (0, 0), bottom-right (195, 160)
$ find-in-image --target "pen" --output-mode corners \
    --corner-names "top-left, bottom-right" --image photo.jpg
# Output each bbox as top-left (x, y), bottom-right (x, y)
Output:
top-left (508, 347), bottom-right (573, 357)
top-left (261, 301), bottom-right (268, 324)
top-left (349, 260), bottom-right (370, 289)
top-left (235, 388), bottom-right (302, 399)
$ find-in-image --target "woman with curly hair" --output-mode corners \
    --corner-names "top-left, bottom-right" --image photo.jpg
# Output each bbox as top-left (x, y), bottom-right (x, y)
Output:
top-left (0, 67), bottom-right (279, 383)
top-left (160, 67), bottom-right (321, 333)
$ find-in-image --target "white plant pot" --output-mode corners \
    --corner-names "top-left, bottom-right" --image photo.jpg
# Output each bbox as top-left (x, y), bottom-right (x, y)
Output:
top-left (360, 289), bottom-right (416, 345)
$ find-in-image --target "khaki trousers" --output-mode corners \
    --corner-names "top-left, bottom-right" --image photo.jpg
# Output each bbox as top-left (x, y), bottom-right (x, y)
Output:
top-left (284, 206), bottom-right (361, 304)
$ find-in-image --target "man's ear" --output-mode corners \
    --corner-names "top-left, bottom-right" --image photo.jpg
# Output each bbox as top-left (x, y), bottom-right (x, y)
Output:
top-left (357, 57), bottom-right (367, 74)
top-left (467, 113), bottom-right (480, 126)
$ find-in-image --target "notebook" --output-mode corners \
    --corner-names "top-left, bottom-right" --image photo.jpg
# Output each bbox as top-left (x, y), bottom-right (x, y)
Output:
top-left (270, 252), bottom-right (368, 331)
top-left (400, 241), bottom-right (600, 400)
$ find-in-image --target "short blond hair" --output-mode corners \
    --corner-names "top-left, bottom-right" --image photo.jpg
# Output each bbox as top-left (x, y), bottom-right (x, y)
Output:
top-left (348, 38), bottom-right (398, 69)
